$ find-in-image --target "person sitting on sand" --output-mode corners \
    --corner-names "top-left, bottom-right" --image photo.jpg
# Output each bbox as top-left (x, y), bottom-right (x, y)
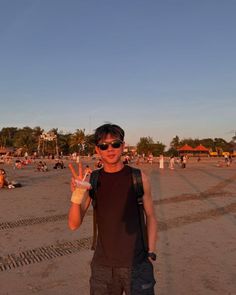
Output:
top-left (0, 169), bottom-right (21, 189)
top-left (36, 161), bottom-right (43, 171)
top-left (42, 161), bottom-right (48, 171)
top-left (15, 159), bottom-right (22, 169)
top-left (36, 161), bottom-right (48, 172)
top-left (0, 169), bottom-right (8, 188)
top-left (53, 160), bottom-right (65, 169)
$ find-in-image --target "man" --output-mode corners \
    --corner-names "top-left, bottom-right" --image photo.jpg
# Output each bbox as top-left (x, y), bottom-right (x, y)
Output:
top-left (68, 123), bottom-right (157, 294)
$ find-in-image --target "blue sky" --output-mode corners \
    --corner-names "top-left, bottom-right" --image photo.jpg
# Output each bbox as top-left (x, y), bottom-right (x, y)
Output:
top-left (0, 0), bottom-right (235, 147)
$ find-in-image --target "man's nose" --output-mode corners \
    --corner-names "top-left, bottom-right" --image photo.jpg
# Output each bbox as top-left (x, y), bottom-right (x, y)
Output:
top-left (107, 144), bottom-right (113, 150)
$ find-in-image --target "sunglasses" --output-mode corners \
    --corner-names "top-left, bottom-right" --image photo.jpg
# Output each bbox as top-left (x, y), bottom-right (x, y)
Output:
top-left (97, 140), bottom-right (123, 151)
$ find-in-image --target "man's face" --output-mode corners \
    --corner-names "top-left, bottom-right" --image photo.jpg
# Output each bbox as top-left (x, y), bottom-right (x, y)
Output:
top-left (95, 134), bottom-right (124, 165)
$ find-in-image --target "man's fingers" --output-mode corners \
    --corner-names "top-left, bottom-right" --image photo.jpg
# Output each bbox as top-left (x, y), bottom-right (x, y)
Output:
top-left (69, 162), bottom-right (85, 181)
top-left (77, 162), bottom-right (83, 179)
top-left (68, 163), bottom-right (78, 179)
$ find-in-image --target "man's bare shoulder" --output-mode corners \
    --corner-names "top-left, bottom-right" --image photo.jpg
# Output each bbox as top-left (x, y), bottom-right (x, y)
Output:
top-left (140, 170), bottom-right (150, 186)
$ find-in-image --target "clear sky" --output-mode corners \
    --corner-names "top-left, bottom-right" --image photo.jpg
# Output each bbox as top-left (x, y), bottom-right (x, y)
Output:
top-left (0, 0), bottom-right (235, 147)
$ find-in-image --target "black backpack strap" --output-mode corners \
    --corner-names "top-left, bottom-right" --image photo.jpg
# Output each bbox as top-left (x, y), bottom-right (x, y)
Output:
top-left (131, 167), bottom-right (144, 198)
top-left (89, 169), bottom-right (101, 207)
top-left (131, 167), bottom-right (148, 253)
top-left (89, 169), bottom-right (101, 250)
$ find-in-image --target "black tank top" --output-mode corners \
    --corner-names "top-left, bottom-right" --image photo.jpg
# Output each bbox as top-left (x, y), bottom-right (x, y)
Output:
top-left (92, 165), bottom-right (145, 267)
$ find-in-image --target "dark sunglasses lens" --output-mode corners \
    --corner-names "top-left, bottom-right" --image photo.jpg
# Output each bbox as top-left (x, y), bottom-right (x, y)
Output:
top-left (98, 143), bottom-right (109, 150)
top-left (97, 141), bottom-right (122, 150)
top-left (111, 141), bottom-right (122, 148)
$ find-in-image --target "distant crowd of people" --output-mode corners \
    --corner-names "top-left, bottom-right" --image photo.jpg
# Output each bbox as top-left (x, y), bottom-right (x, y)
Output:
top-left (135, 154), bottom-right (185, 170)
top-left (0, 151), bottom-right (234, 192)
top-left (36, 161), bottom-right (48, 172)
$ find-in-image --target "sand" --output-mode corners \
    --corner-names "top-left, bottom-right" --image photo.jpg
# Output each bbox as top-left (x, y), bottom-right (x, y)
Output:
top-left (0, 157), bottom-right (235, 295)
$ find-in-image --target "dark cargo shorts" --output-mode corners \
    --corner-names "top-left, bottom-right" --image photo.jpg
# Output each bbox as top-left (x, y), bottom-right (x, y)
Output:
top-left (90, 259), bottom-right (156, 295)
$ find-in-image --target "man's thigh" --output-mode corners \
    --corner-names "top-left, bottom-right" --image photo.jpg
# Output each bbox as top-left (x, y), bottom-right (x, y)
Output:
top-left (90, 260), bottom-right (156, 295)
top-left (90, 264), bottom-right (123, 295)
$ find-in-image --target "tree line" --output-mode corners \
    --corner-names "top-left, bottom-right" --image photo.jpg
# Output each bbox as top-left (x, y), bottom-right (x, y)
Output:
top-left (136, 135), bottom-right (235, 157)
top-left (168, 135), bottom-right (235, 155)
top-left (0, 126), bottom-right (235, 156)
top-left (0, 127), bottom-right (95, 156)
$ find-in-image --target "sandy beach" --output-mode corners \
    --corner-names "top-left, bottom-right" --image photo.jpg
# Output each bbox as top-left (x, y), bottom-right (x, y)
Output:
top-left (0, 158), bottom-right (235, 295)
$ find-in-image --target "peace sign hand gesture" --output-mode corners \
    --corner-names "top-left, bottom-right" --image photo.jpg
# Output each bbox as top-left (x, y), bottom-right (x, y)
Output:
top-left (69, 162), bottom-right (91, 205)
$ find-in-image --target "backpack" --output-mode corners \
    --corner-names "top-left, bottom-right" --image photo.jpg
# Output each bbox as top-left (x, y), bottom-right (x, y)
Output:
top-left (89, 166), bottom-right (148, 252)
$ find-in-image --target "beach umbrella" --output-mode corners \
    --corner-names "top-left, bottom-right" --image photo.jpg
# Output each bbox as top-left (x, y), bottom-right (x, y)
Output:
top-left (193, 144), bottom-right (209, 157)
top-left (193, 144), bottom-right (209, 152)
top-left (178, 144), bottom-right (194, 152)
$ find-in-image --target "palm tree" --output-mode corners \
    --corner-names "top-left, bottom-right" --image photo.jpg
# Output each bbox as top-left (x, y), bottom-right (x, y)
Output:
top-left (84, 133), bottom-right (95, 155)
top-left (70, 129), bottom-right (86, 154)
top-left (0, 127), bottom-right (18, 146)
top-left (13, 127), bottom-right (35, 154)
top-left (57, 132), bottom-right (72, 155)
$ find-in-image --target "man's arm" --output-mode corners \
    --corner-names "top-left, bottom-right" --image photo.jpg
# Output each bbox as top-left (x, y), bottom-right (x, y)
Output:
top-left (141, 171), bottom-right (158, 253)
top-left (68, 190), bottom-right (91, 230)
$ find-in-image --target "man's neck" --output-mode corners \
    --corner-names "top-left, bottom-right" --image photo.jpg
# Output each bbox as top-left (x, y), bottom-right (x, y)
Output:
top-left (103, 162), bottom-right (124, 173)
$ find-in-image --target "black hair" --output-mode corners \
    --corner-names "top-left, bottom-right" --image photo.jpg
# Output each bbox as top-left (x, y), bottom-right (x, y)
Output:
top-left (94, 123), bottom-right (125, 145)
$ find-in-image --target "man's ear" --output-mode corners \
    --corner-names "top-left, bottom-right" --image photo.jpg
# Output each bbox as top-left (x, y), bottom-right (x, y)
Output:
top-left (121, 141), bottom-right (125, 152)
top-left (95, 146), bottom-right (100, 156)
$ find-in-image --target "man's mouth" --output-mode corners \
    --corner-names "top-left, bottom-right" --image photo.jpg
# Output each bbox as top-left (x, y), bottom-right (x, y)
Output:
top-left (107, 154), bottom-right (116, 158)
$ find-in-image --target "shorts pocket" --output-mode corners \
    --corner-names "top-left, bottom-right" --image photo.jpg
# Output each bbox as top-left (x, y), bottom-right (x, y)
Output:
top-left (131, 260), bottom-right (156, 294)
